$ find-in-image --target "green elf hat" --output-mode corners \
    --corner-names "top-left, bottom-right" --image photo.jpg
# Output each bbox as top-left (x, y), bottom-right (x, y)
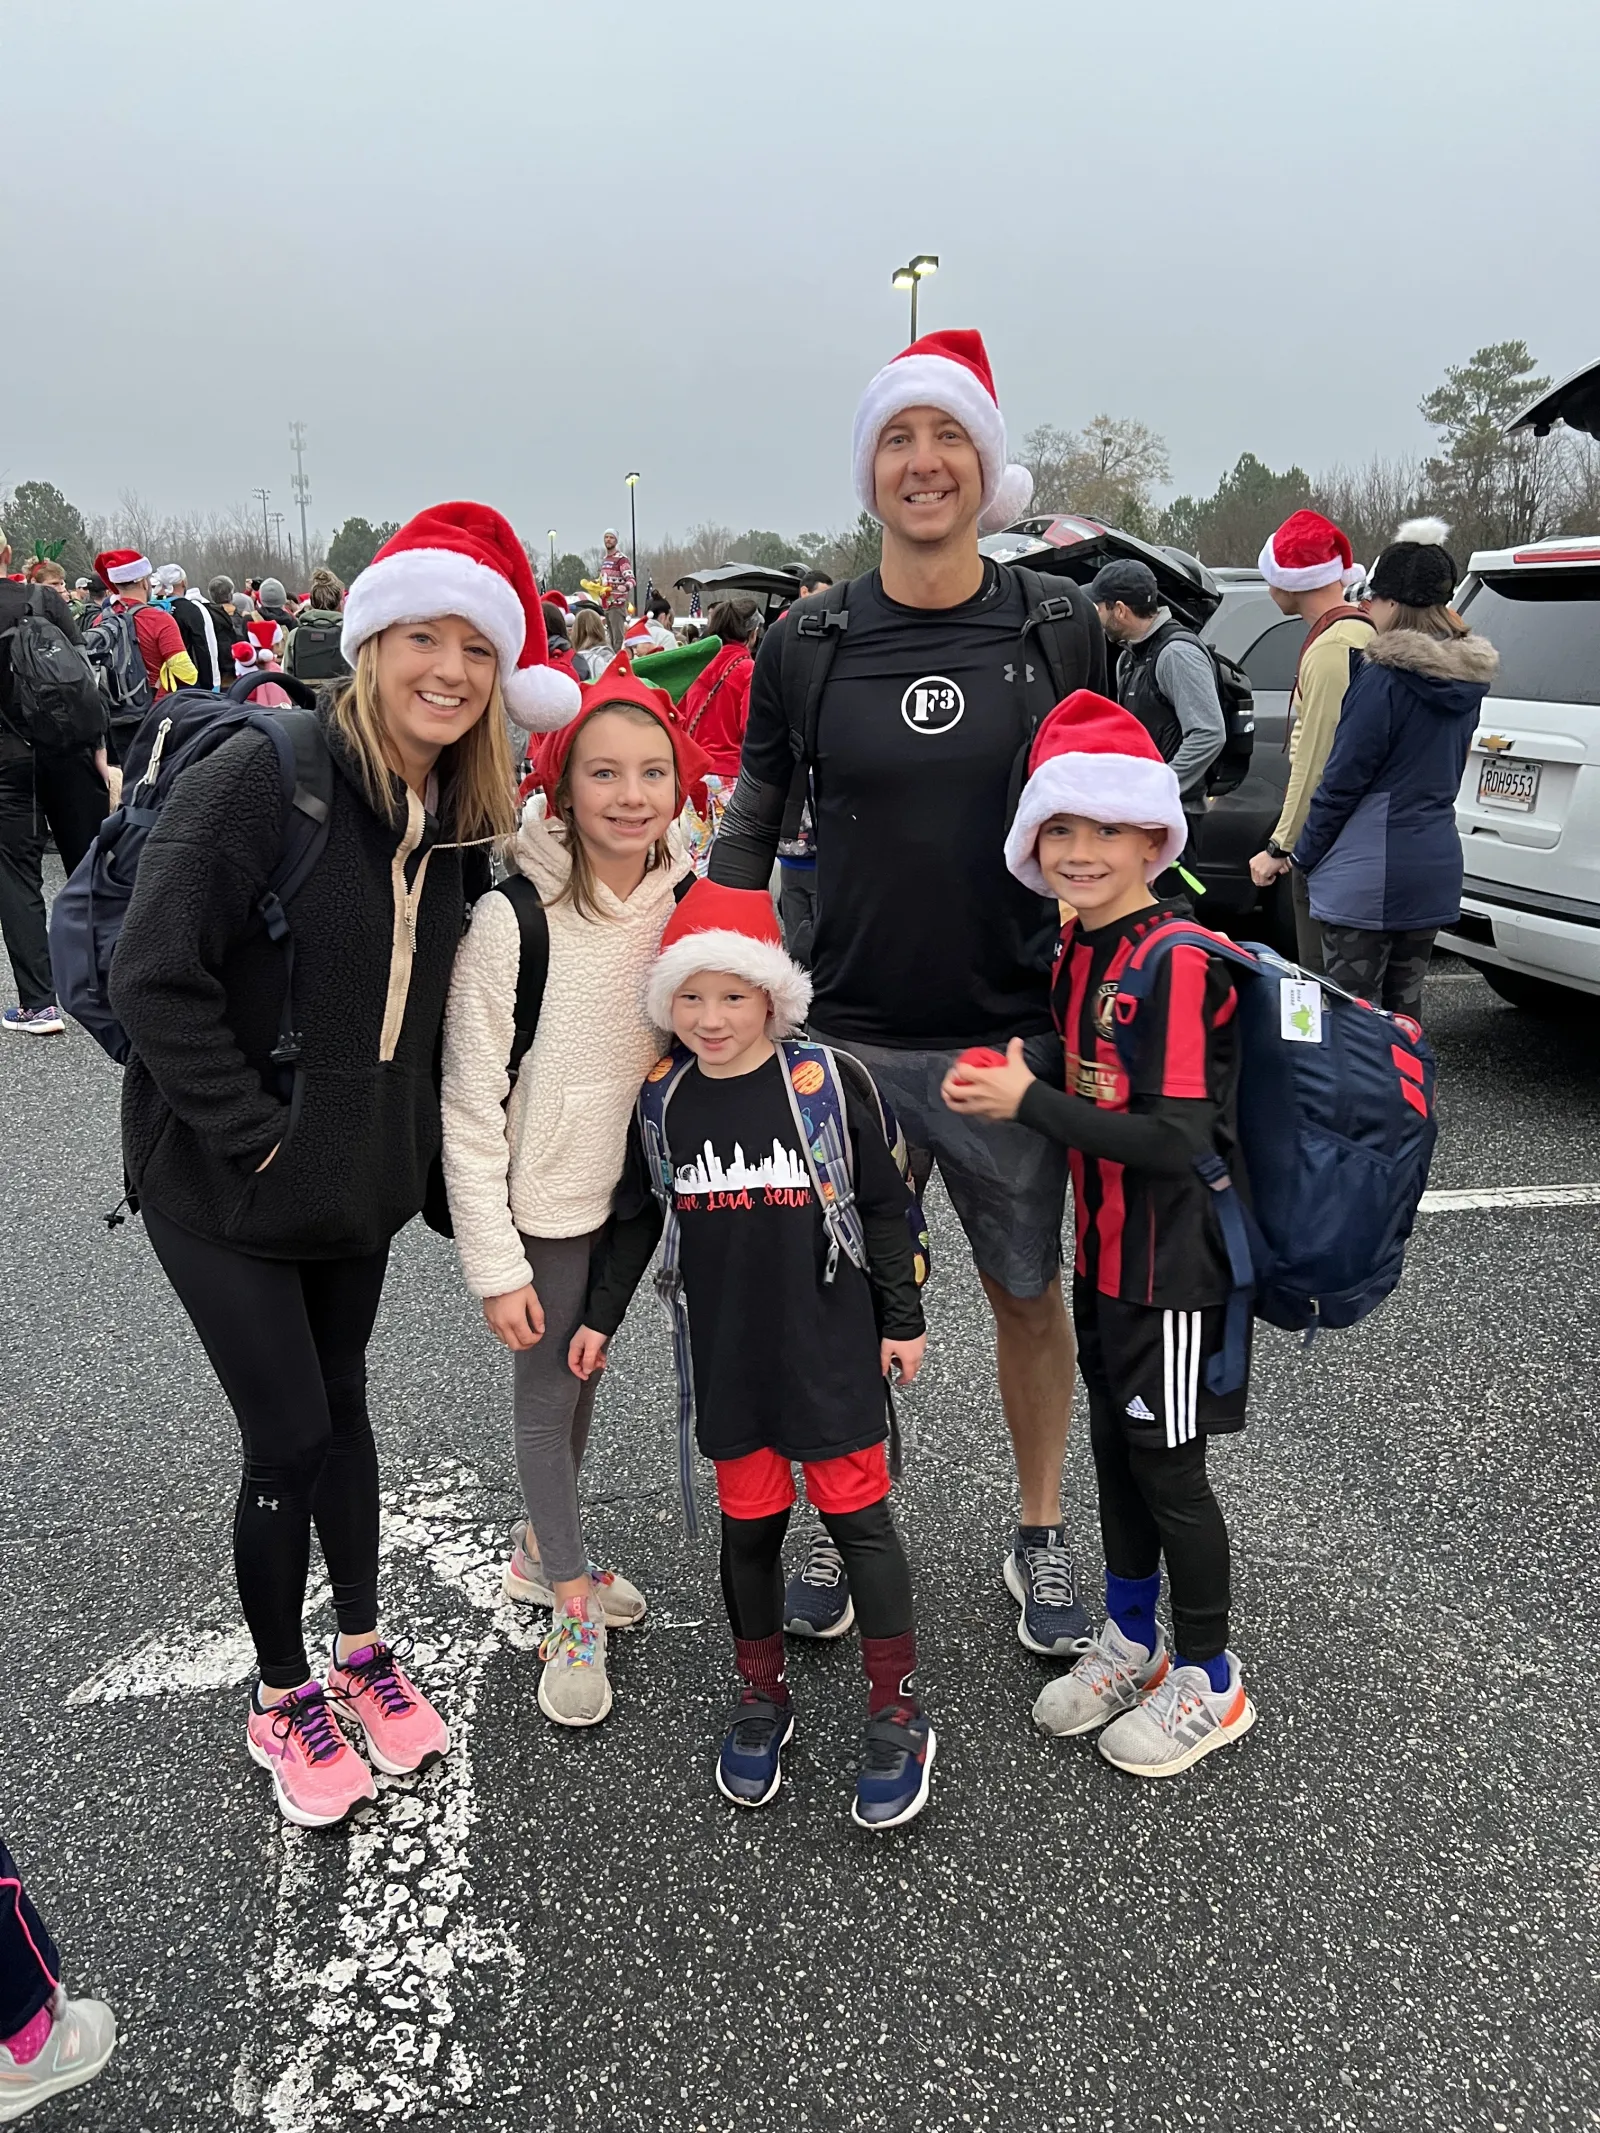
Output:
top-left (629, 635), bottom-right (722, 703)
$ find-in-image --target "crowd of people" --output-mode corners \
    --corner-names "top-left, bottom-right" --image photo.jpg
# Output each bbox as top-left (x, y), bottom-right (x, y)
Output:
top-left (0, 328), bottom-right (1496, 2118)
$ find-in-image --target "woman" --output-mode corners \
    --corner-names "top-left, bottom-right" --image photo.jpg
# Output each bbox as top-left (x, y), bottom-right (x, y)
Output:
top-left (678, 597), bottom-right (758, 783)
top-left (1292, 518), bottom-right (1497, 1018)
top-left (283, 567), bottom-right (349, 690)
top-left (569, 604), bottom-right (613, 682)
top-left (108, 501), bottom-right (580, 1828)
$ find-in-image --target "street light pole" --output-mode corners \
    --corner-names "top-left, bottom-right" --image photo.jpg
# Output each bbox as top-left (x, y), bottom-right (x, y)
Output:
top-left (547, 529), bottom-right (557, 588)
top-left (624, 473), bottom-right (640, 612)
top-left (890, 253), bottom-right (939, 340)
top-left (253, 486), bottom-right (271, 558)
top-left (290, 421), bottom-right (312, 580)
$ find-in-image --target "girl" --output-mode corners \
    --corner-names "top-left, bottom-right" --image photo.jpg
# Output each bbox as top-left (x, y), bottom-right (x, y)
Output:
top-left (441, 657), bottom-right (712, 1728)
top-left (569, 605), bottom-right (613, 682)
top-left (109, 502), bottom-right (580, 1828)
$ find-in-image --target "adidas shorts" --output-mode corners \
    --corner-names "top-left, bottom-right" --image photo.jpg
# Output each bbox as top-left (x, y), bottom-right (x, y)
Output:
top-left (1073, 1277), bottom-right (1250, 1448)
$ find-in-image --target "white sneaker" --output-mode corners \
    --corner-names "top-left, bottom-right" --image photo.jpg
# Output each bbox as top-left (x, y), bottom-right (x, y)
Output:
top-left (0, 1989), bottom-right (117, 2122)
top-left (536, 1597), bottom-right (612, 1728)
top-left (1097, 1651), bottom-right (1255, 1778)
top-left (503, 1521), bottom-right (647, 1627)
top-left (1033, 1619), bottom-right (1169, 1738)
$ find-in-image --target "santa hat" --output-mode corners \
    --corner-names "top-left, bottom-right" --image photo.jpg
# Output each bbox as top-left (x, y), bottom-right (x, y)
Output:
top-left (94, 548), bottom-right (152, 587)
top-left (622, 614), bottom-right (655, 652)
top-left (246, 618), bottom-right (282, 655)
top-left (340, 500), bottom-right (582, 733)
top-left (1257, 509), bottom-right (1362, 592)
top-left (852, 329), bottom-right (1035, 536)
top-left (543, 588), bottom-right (570, 613)
top-left (230, 639), bottom-right (260, 670)
top-left (647, 879), bottom-right (812, 1037)
top-left (1003, 690), bottom-right (1187, 893)
top-left (531, 650), bottom-right (714, 802)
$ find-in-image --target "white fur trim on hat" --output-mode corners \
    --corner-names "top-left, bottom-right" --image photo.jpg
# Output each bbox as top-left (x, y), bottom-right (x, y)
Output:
top-left (647, 930), bottom-right (812, 1038)
top-left (1394, 516), bottom-right (1451, 546)
top-left (506, 661), bottom-right (582, 730)
top-left (106, 554), bottom-right (152, 585)
top-left (1004, 753), bottom-right (1187, 894)
top-left (1256, 538), bottom-right (1363, 593)
top-left (341, 546), bottom-right (527, 675)
top-left (852, 353), bottom-right (1034, 536)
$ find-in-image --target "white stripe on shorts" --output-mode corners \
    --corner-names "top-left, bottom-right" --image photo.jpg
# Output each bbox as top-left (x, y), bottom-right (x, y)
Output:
top-left (1162, 1309), bottom-right (1176, 1449)
top-left (1162, 1309), bottom-right (1204, 1445)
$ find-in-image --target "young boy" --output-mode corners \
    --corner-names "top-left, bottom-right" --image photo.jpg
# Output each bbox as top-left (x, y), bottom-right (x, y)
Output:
top-left (944, 690), bottom-right (1256, 1778)
top-left (571, 880), bottom-right (934, 1829)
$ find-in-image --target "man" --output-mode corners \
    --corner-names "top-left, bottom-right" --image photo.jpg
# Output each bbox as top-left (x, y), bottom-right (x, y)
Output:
top-left (1246, 511), bottom-right (1374, 972)
top-left (710, 328), bottom-right (1107, 1654)
top-left (256, 576), bottom-right (298, 637)
top-left (598, 530), bottom-right (634, 652)
top-left (0, 524), bottom-right (111, 1034)
top-left (156, 563), bottom-right (225, 690)
top-left (92, 549), bottom-right (197, 704)
top-left (203, 576), bottom-right (240, 683)
top-left (798, 568), bottom-right (834, 596)
top-left (1089, 557), bottom-right (1224, 881)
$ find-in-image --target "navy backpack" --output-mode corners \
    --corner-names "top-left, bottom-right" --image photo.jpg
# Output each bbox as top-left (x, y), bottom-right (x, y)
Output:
top-left (1108, 919), bottom-right (1438, 1394)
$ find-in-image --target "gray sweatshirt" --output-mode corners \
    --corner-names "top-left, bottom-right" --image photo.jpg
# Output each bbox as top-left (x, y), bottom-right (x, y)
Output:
top-left (1119, 608), bottom-right (1226, 805)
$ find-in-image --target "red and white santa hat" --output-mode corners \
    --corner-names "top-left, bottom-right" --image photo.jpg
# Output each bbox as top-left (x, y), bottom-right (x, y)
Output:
top-left (94, 547), bottom-right (153, 587)
top-left (646, 879), bottom-right (812, 1038)
top-left (246, 617), bottom-right (282, 657)
top-left (1004, 690), bottom-right (1188, 892)
top-left (340, 501), bottom-right (582, 732)
top-left (852, 329), bottom-right (1035, 536)
top-left (1257, 508), bottom-right (1363, 592)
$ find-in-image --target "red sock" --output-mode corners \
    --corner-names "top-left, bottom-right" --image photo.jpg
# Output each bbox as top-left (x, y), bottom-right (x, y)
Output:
top-left (733, 1634), bottom-right (789, 1705)
top-left (861, 1629), bottom-right (917, 1714)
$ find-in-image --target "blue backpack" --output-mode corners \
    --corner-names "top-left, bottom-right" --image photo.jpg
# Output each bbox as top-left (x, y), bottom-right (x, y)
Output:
top-left (636, 1038), bottom-right (931, 1532)
top-left (1108, 920), bottom-right (1438, 1396)
top-left (49, 672), bottom-right (331, 1084)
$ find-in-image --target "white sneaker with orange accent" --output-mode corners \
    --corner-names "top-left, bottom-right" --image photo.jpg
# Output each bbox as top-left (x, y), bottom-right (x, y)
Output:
top-left (1096, 1651), bottom-right (1255, 1778)
top-left (1033, 1619), bottom-right (1170, 1739)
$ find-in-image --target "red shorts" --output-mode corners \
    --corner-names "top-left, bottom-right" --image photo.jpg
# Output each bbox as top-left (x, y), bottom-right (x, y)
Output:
top-left (712, 1444), bottom-right (891, 1521)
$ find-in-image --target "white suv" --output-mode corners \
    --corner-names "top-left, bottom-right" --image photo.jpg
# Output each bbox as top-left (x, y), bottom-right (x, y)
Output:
top-left (1439, 536), bottom-right (1600, 1010)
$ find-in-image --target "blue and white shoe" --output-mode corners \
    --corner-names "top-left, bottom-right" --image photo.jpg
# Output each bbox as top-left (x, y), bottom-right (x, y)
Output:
top-left (851, 1703), bottom-right (936, 1831)
top-left (1004, 1525), bottom-right (1093, 1656)
top-left (2, 1003), bottom-right (65, 1035)
top-left (782, 1531), bottom-right (855, 1640)
top-left (715, 1692), bottom-right (795, 1809)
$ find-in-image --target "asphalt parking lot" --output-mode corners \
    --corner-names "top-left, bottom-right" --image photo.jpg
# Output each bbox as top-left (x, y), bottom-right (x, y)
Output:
top-left (1, 952), bottom-right (1596, 2133)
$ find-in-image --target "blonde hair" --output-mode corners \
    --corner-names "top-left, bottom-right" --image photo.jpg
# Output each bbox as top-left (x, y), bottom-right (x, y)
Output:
top-left (330, 635), bottom-right (517, 846)
top-left (1379, 601), bottom-right (1470, 640)
top-left (570, 607), bottom-right (608, 653)
top-left (548, 703), bottom-right (679, 923)
top-left (25, 559), bottom-right (67, 587)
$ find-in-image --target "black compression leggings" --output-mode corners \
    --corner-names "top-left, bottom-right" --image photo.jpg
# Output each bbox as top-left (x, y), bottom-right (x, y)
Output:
top-left (719, 1500), bottom-right (913, 1642)
top-left (144, 1206), bottom-right (390, 1688)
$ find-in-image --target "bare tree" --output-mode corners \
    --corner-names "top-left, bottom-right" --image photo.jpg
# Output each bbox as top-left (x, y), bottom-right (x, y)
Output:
top-left (1021, 416), bottom-right (1170, 533)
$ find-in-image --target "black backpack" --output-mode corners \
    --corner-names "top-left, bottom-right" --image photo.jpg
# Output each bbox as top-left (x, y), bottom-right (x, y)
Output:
top-left (285, 611), bottom-right (351, 684)
top-left (81, 602), bottom-right (155, 733)
top-left (1, 589), bottom-right (106, 753)
top-left (1126, 621), bottom-right (1256, 797)
top-left (775, 565), bottom-right (1110, 851)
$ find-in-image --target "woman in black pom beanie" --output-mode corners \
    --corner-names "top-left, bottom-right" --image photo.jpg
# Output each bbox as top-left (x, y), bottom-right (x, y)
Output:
top-left (1290, 519), bottom-right (1497, 1018)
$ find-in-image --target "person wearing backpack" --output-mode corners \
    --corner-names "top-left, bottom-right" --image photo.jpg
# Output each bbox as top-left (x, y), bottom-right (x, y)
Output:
top-left (0, 526), bottom-right (110, 1035)
top-left (105, 501), bottom-right (581, 1829)
top-left (944, 690), bottom-right (1257, 1779)
top-left (570, 881), bottom-right (933, 1827)
top-left (284, 567), bottom-right (351, 690)
top-left (90, 549), bottom-right (198, 706)
top-left (679, 598), bottom-right (758, 783)
top-left (709, 328), bottom-right (1107, 1659)
top-left (440, 656), bottom-right (708, 1730)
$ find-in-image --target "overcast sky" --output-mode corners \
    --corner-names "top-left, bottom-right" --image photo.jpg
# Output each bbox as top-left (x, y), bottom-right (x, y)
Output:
top-left (4, 0), bottom-right (1597, 557)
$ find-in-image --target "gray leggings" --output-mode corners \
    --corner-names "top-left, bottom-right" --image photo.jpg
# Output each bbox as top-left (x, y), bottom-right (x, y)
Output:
top-left (513, 1231), bottom-right (602, 1583)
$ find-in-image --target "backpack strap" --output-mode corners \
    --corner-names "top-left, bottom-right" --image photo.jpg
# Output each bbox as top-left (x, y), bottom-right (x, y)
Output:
top-left (636, 1047), bottom-right (702, 1534)
top-left (778, 579), bottom-right (853, 844)
top-left (488, 874), bottom-right (550, 1088)
top-left (775, 1040), bottom-right (869, 1281)
top-left (246, 708), bottom-right (336, 1110)
top-left (1011, 566), bottom-right (1107, 726)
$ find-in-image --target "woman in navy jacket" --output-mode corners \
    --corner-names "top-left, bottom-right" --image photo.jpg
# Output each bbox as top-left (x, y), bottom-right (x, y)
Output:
top-left (1293, 520), bottom-right (1497, 1017)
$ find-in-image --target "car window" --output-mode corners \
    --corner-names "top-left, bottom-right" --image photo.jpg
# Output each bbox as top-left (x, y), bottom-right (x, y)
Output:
top-left (1460, 573), bottom-right (1600, 704)
top-left (1237, 617), bottom-right (1306, 691)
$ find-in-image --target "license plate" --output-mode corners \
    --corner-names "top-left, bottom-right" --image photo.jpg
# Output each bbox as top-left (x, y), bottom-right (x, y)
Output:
top-left (1477, 756), bottom-right (1540, 812)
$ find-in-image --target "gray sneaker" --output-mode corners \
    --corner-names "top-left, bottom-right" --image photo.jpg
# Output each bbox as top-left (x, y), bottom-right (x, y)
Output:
top-left (0, 1989), bottom-right (117, 2121)
top-left (536, 1598), bottom-right (612, 1728)
top-left (1097, 1652), bottom-right (1255, 1778)
top-left (1033, 1619), bottom-right (1169, 1738)
top-left (503, 1521), bottom-right (647, 1627)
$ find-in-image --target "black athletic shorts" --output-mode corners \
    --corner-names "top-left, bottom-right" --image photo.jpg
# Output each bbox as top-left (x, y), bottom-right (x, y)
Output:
top-left (1073, 1276), bottom-right (1250, 1449)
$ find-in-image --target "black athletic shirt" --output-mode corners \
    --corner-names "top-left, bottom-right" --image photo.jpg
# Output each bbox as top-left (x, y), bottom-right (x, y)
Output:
top-left (586, 1051), bottom-right (924, 1463)
top-left (732, 564), bottom-right (1062, 1050)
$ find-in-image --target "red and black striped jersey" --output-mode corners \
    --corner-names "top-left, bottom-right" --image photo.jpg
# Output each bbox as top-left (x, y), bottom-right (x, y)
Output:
top-left (1050, 902), bottom-right (1240, 1308)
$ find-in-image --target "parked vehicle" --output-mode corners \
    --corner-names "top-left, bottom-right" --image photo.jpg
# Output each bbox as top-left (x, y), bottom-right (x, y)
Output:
top-left (673, 563), bottom-right (803, 632)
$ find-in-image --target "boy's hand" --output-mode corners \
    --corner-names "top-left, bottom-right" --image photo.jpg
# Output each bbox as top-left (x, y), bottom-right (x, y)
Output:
top-left (881, 1334), bottom-right (927, 1387)
top-left (483, 1284), bottom-right (545, 1352)
top-left (569, 1327), bottom-right (610, 1380)
top-left (940, 1036), bottom-right (1035, 1122)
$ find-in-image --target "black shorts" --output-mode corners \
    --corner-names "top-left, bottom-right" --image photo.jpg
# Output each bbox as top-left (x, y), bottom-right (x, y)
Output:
top-left (1073, 1277), bottom-right (1250, 1448)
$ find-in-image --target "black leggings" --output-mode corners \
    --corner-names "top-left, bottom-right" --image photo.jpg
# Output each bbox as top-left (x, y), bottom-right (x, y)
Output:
top-left (720, 1501), bottom-right (913, 1642)
top-left (144, 1206), bottom-right (390, 1688)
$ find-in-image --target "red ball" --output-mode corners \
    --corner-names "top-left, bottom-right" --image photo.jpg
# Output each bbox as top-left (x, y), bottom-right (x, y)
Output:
top-left (957, 1046), bottom-right (1008, 1072)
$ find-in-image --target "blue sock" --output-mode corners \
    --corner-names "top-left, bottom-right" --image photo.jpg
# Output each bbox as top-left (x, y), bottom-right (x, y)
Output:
top-left (1104, 1571), bottom-right (1160, 1655)
top-left (1178, 1650), bottom-right (1232, 1694)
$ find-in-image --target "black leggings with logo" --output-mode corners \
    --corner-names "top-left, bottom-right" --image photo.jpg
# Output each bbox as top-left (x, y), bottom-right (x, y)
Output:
top-left (144, 1206), bottom-right (390, 1689)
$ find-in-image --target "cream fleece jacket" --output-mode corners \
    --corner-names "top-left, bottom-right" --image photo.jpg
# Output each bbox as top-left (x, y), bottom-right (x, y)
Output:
top-left (441, 806), bottom-right (691, 1298)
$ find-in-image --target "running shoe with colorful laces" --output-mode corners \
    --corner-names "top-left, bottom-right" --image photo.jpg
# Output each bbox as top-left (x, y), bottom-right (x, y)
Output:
top-left (328, 1638), bottom-right (449, 1775)
top-left (782, 1531), bottom-right (855, 1639)
top-left (1097, 1651), bottom-right (1256, 1778)
top-left (1003, 1524), bottom-right (1093, 1656)
top-left (245, 1682), bottom-right (376, 1828)
top-left (501, 1522), bottom-right (647, 1626)
top-left (1033, 1618), bottom-right (1170, 1738)
top-left (715, 1691), bottom-right (795, 1808)
top-left (851, 1702), bottom-right (936, 1831)
top-left (537, 1597), bottom-right (612, 1727)
top-left (0, 1989), bottom-right (117, 2124)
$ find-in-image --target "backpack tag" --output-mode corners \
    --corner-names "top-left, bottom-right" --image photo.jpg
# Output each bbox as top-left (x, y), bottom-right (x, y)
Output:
top-left (1278, 978), bottom-right (1323, 1045)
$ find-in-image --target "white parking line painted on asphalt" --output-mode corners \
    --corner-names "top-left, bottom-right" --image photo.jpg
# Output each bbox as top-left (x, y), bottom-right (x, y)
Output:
top-left (1419, 1182), bottom-right (1600, 1213)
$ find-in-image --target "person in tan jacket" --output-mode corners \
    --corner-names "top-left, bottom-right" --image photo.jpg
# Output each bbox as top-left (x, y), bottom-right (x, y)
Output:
top-left (1247, 510), bottom-right (1375, 972)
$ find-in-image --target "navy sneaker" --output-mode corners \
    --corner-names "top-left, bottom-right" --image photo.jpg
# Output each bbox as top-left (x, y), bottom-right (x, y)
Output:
top-left (851, 1702), bottom-right (936, 1831)
top-left (715, 1691), bottom-right (795, 1809)
top-left (782, 1531), bottom-right (855, 1640)
top-left (1003, 1525), bottom-right (1093, 1656)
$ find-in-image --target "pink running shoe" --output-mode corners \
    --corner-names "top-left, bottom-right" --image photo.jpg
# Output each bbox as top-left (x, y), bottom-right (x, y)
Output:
top-left (245, 1683), bottom-right (376, 1829)
top-left (328, 1639), bottom-right (449, 1776)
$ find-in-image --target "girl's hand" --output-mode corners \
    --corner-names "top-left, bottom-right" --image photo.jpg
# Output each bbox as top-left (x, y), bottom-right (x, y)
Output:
top-left (569, 1327), bottom-right (609, 1380)
top-left (483, 1284), bottom-right (546, 1352)
top-left (881, 1334), bottom-right (927, 1387)
top-left (940, 1037), bottom-right (1035, 1122)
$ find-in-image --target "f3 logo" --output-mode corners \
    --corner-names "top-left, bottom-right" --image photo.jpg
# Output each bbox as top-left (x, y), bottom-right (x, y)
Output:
top-left (901, 675), bottom-right (965, 736)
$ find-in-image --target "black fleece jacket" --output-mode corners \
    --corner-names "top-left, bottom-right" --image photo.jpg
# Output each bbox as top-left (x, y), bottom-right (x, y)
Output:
top-left (109, 714), bottom-right (479, 1260)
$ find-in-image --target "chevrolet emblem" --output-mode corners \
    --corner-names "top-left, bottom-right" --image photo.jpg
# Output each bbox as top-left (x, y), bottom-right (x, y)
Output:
top-left (1480, 733), bottom-right (1514, 753)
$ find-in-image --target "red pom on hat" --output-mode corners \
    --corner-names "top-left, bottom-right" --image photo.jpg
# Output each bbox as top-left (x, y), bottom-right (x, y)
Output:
top-left (340, 500), bottom-right (582, 732)
top-left (852, 328), bottom-right (1035, 535)
top-left (647, 878), bottom-right (812, 1037)
top-left (1257, 509), bottom-right (1361, 592)
top-left (1003, 689), bottom-right (1187, 891)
